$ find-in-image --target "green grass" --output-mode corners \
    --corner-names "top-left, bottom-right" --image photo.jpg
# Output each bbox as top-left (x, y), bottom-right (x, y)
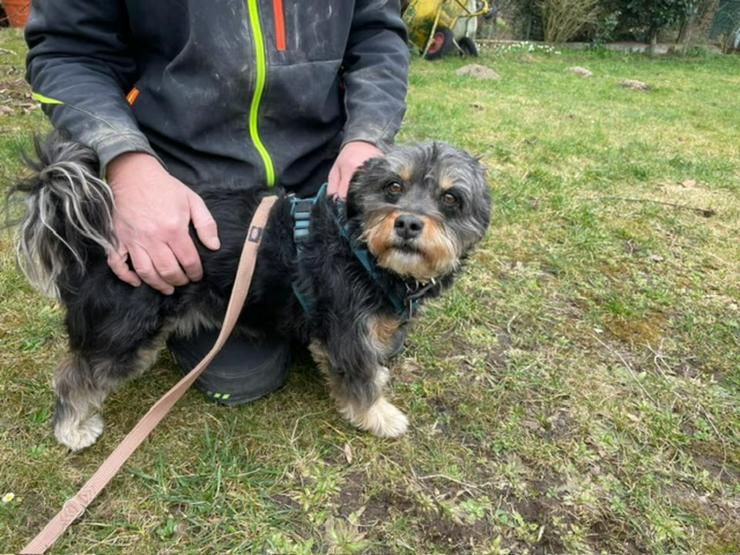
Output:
top-left (1, 28), bottom-right (739, 553)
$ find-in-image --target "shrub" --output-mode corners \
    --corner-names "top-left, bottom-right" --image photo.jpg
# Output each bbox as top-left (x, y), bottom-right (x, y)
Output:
top-left (622, 0), bottom-right (703, 43)
top-left (592, 9), bottom-right (622, 44)
top-left (539, 0), bottom-right (601, 42)
top-left (710, 0), bottom-right (740, 51)
top-left (502, 0), bottom-right (545, 40)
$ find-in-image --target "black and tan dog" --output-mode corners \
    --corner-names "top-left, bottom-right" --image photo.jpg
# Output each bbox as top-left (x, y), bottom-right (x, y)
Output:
top-left (9, 133), bottom-right (491, 451)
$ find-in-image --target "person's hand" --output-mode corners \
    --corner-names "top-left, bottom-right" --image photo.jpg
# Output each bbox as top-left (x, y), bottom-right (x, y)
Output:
top-left (328, 140), bottom-right (383, 199)
top-left (106, 152), bottom-right (220, 294)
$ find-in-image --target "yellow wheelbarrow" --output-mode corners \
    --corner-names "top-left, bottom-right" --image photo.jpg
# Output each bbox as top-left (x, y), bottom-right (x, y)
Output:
top-left (403, 0), bottom-right (490, 60)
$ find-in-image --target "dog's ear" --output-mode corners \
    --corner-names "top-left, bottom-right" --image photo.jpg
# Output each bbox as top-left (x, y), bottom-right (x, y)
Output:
top-left (346, 156), bottom-right (390, 219)
top-left (348, 156), bottom-right (390, 189)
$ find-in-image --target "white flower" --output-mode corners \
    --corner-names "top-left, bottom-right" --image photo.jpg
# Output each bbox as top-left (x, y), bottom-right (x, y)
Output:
top-left (2, 493), bottom-right (15, 504)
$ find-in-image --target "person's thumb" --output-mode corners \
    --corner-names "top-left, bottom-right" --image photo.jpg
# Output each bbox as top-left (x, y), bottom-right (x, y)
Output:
top-left (327, 163), bottom-right (341, 197)
top-left (189, 193), bottom-right (220, 250)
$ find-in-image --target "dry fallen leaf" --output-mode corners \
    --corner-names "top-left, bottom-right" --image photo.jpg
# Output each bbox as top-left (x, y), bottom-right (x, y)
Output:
top-left (343, 443), bottom-right (353, 464)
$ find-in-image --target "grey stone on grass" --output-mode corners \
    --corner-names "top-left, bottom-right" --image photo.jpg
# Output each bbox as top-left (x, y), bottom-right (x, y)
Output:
top-left (620, 79), bottom-right (651, 91)
top-left (568, 66), bottom-right (593, 77)
top-left (455, 64), bottom-right (500, 80)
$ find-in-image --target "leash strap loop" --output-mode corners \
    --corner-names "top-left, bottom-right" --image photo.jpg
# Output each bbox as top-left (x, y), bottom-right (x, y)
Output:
top-left (20, 195), bottom-right (278, 555)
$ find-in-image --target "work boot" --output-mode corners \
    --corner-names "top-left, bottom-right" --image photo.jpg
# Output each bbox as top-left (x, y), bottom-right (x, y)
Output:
top-left (167, 330), bottom-right (290, 406)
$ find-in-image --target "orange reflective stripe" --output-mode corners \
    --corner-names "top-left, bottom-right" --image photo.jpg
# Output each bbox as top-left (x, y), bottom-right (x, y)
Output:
top-left (126, 87), bottom-right (140, 105)
top-left (273, 0), bottom-right (286, 51)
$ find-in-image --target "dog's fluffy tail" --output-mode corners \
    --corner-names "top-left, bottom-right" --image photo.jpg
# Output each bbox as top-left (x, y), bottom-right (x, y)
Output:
top-left (7, 132), bottom-right (116, 298)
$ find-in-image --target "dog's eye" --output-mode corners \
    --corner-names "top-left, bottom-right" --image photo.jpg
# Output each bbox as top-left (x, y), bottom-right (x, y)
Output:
top-left (385, 182), bottom-right (404, 197)
top-left (441, 192), bottom-right (459, 207)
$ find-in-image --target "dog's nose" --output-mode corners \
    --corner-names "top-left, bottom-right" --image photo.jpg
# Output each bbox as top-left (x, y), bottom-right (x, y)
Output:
top-left (394, 214), bottom-right (424, 240)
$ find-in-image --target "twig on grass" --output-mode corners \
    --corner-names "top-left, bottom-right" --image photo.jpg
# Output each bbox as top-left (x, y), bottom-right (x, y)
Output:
top-left (380, 454), bottom-right (486, 501)
top-left (647, 341), bottom-right (671, 379)
top-left (646, 344), bottom-right (731, 480)
top-left (592, 334), bottom-right (657, 405)
top-left (289, 409), bottom-right (331, 446)
top-left (506, 313), bottom-right (518, 335)
top-left (0, 48), bottom-right (18, 56)
top-left (603, 334), bottom-right (731, 481)
top-left (417, 473), bottom-right (491, 492)
top-left (595, 196), bottom-right (717, 218)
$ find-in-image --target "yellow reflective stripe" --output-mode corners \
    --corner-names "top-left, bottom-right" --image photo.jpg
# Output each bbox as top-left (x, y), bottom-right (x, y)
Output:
top-left (31, 92), bottom-right (64, 105)
top-left (246, 0), bottom-right (276, 187)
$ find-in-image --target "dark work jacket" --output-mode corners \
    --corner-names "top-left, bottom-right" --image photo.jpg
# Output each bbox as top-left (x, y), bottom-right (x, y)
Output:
top-left (25, 0), bottom-right (409, 195)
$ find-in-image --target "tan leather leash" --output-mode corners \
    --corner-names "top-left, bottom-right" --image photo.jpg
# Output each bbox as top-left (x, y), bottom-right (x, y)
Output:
top-left (21, 195), bottom-right (279, 554)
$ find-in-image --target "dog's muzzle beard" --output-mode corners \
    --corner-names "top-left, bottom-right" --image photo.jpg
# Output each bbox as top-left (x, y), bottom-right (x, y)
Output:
top-left (361, 209), bottom-right (459, 283)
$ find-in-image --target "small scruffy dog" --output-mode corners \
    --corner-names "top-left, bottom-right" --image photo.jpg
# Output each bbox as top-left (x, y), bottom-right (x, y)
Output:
top-left (9, 133), bottom-right (491, 451)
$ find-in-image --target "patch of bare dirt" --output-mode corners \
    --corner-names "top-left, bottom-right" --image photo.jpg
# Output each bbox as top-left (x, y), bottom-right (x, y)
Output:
top-left (421, 515), bottom-right (495, 553)
top-left (504, 478), bottom-right (643, 555)
top-left (485, 332), bottom-right (513, 370)
top-left (271, 492), bottom-right (301, 511)
top-left (363, 490), bottom-right (413, 524)
top-left (334, 471), bottom-right (415, 523)
top-left (334, 471), bottom-right (367, 518)
top-left (692, 452), bottom-right (740, 485)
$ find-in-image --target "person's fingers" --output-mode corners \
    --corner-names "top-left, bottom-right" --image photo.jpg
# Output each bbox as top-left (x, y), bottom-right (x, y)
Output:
top-left (147, 242), bottom-right (189, 287)
top-left (188, 193), bottom-right (220, 250)
top-left (327, 163), bottom-right (341, 197)
top-left (337, 166), bottom-right (352, 199)
top-left (128, 245), bottom-right (175, 295)
top-left (168, 235), bottom-right (203, 282)
top-left (106, 248), bottom-right (142, 287)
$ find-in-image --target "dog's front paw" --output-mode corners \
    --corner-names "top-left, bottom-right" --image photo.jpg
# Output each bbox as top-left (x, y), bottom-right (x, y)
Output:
top-left (375, 366), bottom-right (390, 388)
top-left (54, 413), bottom-right (104, 451)
top-left (342, 397), bottom-right (409, 438)
top-left (365, 398), bottom-right (409, 438)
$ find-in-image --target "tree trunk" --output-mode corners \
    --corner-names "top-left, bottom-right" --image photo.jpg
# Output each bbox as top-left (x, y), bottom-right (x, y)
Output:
top-left (648, 30), bottom-right (659, 56)
top-left (524, 13), bottom-right (532, 41)
top-left (697, 0), bottom-right (721, 40)
top-left (677, 12), bottom-right (697, 46)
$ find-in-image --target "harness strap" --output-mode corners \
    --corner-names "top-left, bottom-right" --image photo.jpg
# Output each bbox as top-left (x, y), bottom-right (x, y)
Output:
top-left (21, 195), bottom-right (279, 555)
top-left (289, 183), bottom-right (327, 314)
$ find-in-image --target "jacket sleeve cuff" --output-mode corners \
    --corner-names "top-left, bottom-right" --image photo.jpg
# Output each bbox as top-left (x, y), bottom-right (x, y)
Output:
top-left (341, 123), bottom-right (394, 151)
top-left (91, 131), bottom-right (162, 178)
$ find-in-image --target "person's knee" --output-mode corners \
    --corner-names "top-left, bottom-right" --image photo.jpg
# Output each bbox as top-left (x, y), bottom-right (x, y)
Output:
top-left (168, 331), bottom-right (290, 405)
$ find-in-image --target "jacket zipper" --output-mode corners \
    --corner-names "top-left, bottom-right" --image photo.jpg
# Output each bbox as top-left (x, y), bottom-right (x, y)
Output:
top-left (246, 0), bottom-right (277, 187)
top-left (273, 0), bottom-right (286, 51)
top-left (126, 87), bottom-right (140, 105)
top-left (31, 92), bottom-right (64, 105)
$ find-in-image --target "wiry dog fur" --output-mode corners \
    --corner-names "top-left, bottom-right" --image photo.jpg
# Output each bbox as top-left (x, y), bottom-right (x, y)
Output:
top-left (8, 132), bottom-right (491, 451)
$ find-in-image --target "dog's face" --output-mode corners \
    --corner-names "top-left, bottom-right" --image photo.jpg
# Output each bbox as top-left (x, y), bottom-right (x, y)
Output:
top-left (347, 142), bottom-right (491, 282)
